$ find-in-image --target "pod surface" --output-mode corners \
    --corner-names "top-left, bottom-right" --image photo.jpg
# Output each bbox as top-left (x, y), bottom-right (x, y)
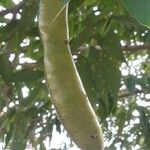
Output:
top-left (39, 1), bottom-right (104, 149)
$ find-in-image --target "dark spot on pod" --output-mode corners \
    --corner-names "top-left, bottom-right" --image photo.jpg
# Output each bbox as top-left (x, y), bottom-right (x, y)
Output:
top-left (91, 135), bottom-right (98, 139)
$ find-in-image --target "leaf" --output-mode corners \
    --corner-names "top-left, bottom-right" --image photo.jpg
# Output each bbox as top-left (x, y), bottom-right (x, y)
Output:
top-left (95, 32), bottom-right (125, 62)
top-left (13, 70), bottom-right (44, 82)
top-left (76, 55), bottom-right (98, 105)
top-left (77, 46), bottom-right (121, 118)
top-left (40, 141), bottom-right (47, 150)
top-left (18, 0), bottom-right (38, 41)
top-left (90, 47), bottom-right (121, 114)
top-left (69, 0), bottom-right (85, 13)
top-left (0, 20), bottom-right (18, 43)
top-left (83, 0), bottom-right (97, 6)
top-left (1, 108), bottom-right (16, 148)
top-left (125, 75), bottom-right (137, 94)
top-left (0, 0), bottom-right (14, 7)
top-left (123, 0), bottom-right (150, 28)
top-left (116, 110), bottom-right (126, 135)
top-left (0, 53), bottom-right (13, 82)
top-left (5, 123), bottom-right (14, 148)
top-left (138, 107), bottom-right (150, 147)
top-left (19, 82), bottom-right (48, 108)
top-left (10, 113), bottom-right (27, 150)
top-left (70, 28), bottom-right (92, 51)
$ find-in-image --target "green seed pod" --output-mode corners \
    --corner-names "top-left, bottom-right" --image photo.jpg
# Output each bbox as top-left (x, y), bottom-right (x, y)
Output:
top-left (39, 1), bottom-right (104, 149)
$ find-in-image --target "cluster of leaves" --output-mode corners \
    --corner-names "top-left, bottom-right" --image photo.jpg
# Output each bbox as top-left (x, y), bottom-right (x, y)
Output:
top-left (0, 0), bottom-right (150, 149)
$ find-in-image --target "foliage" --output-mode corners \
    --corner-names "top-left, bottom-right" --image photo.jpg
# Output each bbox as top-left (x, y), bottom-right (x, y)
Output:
top-left (0, 0), bottom-right (150, 149)
top-left (124, 0), bottom-right (150, 29)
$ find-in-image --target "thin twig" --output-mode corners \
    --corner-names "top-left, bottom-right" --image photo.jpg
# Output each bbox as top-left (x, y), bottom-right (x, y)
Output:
top-left (0, 1), bottom-right (24, 17)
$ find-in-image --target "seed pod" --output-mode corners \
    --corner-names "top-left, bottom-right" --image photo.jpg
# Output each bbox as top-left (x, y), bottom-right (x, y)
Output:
top-left (39, 1), bottom-right (104, 149)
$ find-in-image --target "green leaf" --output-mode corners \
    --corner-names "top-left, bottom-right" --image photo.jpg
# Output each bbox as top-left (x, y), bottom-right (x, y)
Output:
top-left (69, 0), bottom-right (85, 13)
top-left (77, 55), bottom-right (98, 106)
top-left (18, 0), bottom-right (38, 41)
top-left (40, 141), bottom-right (47, 150)
top-left (77, 46), bottom-right (121, 118)
top-left (0, 20), bottom-right (18, 43)
top-left (123, 0), bottom-right (150, 28)
top-left (0, 53), bottom-right (13, 82)
top-left (13, 70), bottom-right (44, 82)
top-left (70, 28), bottom-right (92, 51)
top-left (10, 113), bottom-right (27, 150)
top-left (138, 107), bottom-right (150, 147)
top-left (5, 123), bottom-right (14, 148)
top-left (19, 82), bottom-right (48, 108)
top-left (125, 75), bottom-right (137, 94)
top-left (95, 32), bottom-right (125, 62)
top-left (90, 47), bottom-right (121, 114)
top-left (0, 0), bottom-right (14, 7)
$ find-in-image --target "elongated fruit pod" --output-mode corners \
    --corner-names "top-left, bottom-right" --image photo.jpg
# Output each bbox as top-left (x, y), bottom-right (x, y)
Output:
top-left (39, 0), bottom-right (104, 149)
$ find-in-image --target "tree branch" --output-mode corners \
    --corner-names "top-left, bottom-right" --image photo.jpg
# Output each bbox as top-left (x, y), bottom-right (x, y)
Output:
top-left (118, 89), bottom-right (145, 99)
top-left (72, 43), bottom-right (150, 56)
top-left (122, 44), bottom-right (150, 52)
top-left (0, 1), bottom-right (24, 17)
